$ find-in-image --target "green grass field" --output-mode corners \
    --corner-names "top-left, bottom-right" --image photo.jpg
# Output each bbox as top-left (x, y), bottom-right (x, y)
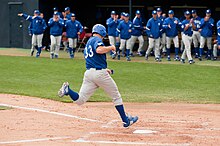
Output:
top-left (1, 48), bottom-right (220, 103)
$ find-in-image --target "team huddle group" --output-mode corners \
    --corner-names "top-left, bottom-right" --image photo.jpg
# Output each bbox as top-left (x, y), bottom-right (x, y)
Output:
top-left (18, 6), bottom-right (220, 63)
top-left (107, 8), bottom-right (220, 64)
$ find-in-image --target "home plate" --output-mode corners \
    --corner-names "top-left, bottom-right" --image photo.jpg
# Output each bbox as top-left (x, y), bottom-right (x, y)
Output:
top-left (133, 129), bottom-right (157, 134)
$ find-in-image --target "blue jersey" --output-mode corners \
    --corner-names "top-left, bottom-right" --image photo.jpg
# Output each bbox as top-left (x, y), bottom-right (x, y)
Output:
top-left (117, 20), bottom-right (133, 39)
top-left (131, 16), bottom-right (144, 36)
top-left (22, 14), bottom-right (47, 35)
top-left (106, 17), bottom-right (119, 37)
top-left (146, 17), bottom-right (162, 39)
top-left (65, 20), bottom-right (83, 38)
top-left (163, 17), bottom-right (181, 37)
top-left (217, 20), bottom-right (220, 45)
top-left (181, 19), bottom-right (194, 36)
top-left (48, 18), bottom-right (65, 36)
top-left (192, 16), bottom-right (201, 31)
top-left (84, 36), bottom-right (107, 69)
top-left (200, 17), bottom-right (214, 37)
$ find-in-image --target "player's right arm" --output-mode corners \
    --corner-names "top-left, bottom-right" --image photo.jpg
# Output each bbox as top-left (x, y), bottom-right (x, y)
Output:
top-left (96, 45), bottom-right (116, 54)
top-left (18, 13), bottom-right (32, 21)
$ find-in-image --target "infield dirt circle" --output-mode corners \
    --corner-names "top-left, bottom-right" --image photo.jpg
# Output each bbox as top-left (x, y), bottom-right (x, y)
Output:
top-left (0, 94), bottom-right (220, 146)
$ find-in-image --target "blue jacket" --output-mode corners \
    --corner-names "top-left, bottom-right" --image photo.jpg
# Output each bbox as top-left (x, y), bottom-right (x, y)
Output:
top-left (65, 20), bottom-right (83, 38)
top-left (157, 15), bottom-right (166, 33)
top-left (146, 17), bottom-right (162, 39)
top-left (106, 17), bottom-right (119, 37)
top-left (181, 19), bottom-right (194, 36)
top-left (117, 20), bottom-right (133, 40)
top-left (217, 20), bottom-right (220, 45)
top-left (48, 18), bottom-right (64, 36)
top-left (163, 17), bottom-right (181, 37)
top-left (131, 16), bottom-right (144, 36)
top-left (192, 16), bottom-right (201, 31)
top-left (200, 17), bottom-right (214, 37)
top-left (22, 14), bottom-right (47, 35)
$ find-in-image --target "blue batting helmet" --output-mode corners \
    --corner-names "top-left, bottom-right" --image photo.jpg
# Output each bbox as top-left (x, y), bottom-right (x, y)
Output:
top-left (92, 24), bottom-right (107, 37)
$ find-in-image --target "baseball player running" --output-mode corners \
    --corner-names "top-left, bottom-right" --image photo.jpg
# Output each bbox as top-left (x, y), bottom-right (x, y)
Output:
top-left (18, 10), bottom-right (47, 57)
top-left (163, 10), bottom-right (182, 61)
top-left (198, 9), bottom-right (214, 61)
top-left (58, 24), bottom-right (138, 128)
top-left (145, 10), bottom-right (162, 62)
top-left (180, 10), bottom-right (195, 64)
top-left (191, 10), bottom-right (201, 58)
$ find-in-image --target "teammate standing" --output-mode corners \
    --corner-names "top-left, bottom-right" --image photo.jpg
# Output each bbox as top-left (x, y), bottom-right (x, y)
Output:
top-left (130, 10), bottom-right (145, 57)
top-left (18, 10), bottom-right (47, 57)
top-left (198, 9), bottom-right (214, 61)
top-left (106, 11), bottom-right (120, 59)
top-left (58, 24), bottom-right (138, 128)
top-left (145, 10), bottom-right (162, 62)
top-left (163, 10), bottom-right (182, 61)
top-left (65, 13), bottom-right (83, 58)
top-left (191, 10), bottom-right (201, 58)
top-left (180, 10), bottom-right (196, 64)
top-left (116, 13), bottom-right (133, 61)
top-left (48, 12), bottom-right (65, 59)
top-left (157, 7), bottom-right (167, 56)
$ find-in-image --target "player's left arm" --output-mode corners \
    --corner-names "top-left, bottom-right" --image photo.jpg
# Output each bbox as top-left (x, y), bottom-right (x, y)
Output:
top-left (96, 45), bottom-right (116, 54)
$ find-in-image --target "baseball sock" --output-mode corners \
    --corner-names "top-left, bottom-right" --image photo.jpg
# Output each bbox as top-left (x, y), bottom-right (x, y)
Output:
top-left (166, 48), bottom-right (170, 56)
top-left (115, 105), bottom-right (129, 124)
top-left (175, 47), bottom-right (179, 57)
top-left (68, 88), bottom-right (79, 101)
top-left (126, 49), bottom-right (130, 57)
top-left (199, 48), bottom-right (203, 57)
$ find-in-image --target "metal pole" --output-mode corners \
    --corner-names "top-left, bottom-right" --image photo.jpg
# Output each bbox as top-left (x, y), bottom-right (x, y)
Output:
top-left (129, 0), bottom-right (132, 20)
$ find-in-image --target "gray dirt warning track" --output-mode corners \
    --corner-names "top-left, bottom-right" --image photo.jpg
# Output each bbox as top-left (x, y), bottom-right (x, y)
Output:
top-left (0, 94), bottom-right (220, 146)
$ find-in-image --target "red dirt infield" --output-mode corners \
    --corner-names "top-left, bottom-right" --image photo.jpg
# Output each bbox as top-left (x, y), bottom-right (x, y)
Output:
top-left (0, 94), bottom-right (220, 146)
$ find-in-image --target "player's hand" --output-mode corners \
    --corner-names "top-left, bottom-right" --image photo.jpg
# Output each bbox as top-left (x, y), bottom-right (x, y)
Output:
top-left (110, 45), bottom-right (116, 52)
top-left (168, 24), bottom-right (171, 28)
top-left (174, 20), bottom-right (178, 24)
top-left (18, 13), bottom-right (23, 17)
top-left (106, 69), bottom-right (114, 74)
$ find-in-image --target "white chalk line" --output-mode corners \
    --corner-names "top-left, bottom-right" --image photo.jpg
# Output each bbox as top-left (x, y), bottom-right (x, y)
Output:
top-left (0, 136), bottom-right (71, 144)
top-left (0, 103), bottom-right (104, 123)
top-left (73, 139), bottom-right (190, 146)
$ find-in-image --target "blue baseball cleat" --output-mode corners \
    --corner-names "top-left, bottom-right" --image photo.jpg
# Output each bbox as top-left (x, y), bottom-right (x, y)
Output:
top-left (58, 82), bottom-right (69, 97)
top-left (123, 114), bottom-right (138, 128)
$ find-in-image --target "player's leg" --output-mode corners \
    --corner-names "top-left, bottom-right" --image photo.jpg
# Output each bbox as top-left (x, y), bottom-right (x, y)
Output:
top-left (166, 37), bottom-right (172, 61)
top-left (145, 37), bottom-right (154, 60)
top-left (50, 35), bottom-right (56, 59)
top-left (108, 36), bottom-right (116, 57)
top-left (72, 38), bottom-right (78, 58)
top-left (129, 35), bottom-right (137, 57)
top-left (118, 39), bottom-right (126, 60)
top-left (206, 37), bottom-right (212, 60)
top-left (154, 38), bottom-right (161, 61)
top-left (184, 35), bottom-right (194, 64)
top-left (126, 38), bottom-right (132, 61)
top-left (137, 35), bottom-right (144, 56)
top-left (95, 69), bottom-right (138, 127)
top-left (58, 69), bottom-right (98, 105)
top-left (54, 36), bottom-right (62, 58)
top-left (68, 38), bottom-right (74, 58)
top-left (213, 43), bottom-right (218, 60)
top-left (36, 34), bottom-right (43, 57)
top-left (160, 33), bottom-right (166, 56)
top-left (199, 36), bottom-right (206, 61)
top-left (173, 36), bottom-right (180, 61)
top-left (31, 34), bottom-right (37, 56)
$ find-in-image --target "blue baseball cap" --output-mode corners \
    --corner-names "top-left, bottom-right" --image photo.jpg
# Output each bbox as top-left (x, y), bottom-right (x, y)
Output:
top-left (124, 13), bottom-right (130, 17)
top-left (121, 12), bottom-right (125, 16)
top-left (184, 10), bottom-right (191, 15)
top-left (157, 8), bottom-right (162, 12)
top-left (53, 7), bottom-right (58, 11)
top-left (136, 10), bottom-right (141, 14)
top-left (206, 9), bottom-right (211, 14)
top-left (111, 11), bottom-right (116, 15)
top-left (168, 10), bottom-right (174, 14)
top-left (34, 10), bottom-right (40, 15)
top-left (64, 7), bottom-right (70, 11)
top-left (71, 13), bottom-right (75, 17)
top-left (191, 9), bottom-right (196, 14)
top-left (53, 12), bottom-right (59, 15)
top-left (152, 10), bottom-right (157, 15)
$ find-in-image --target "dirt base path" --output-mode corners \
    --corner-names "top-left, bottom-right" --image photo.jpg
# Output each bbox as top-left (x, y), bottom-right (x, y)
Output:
top-left (0, 94), bottom-right (220, 146)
